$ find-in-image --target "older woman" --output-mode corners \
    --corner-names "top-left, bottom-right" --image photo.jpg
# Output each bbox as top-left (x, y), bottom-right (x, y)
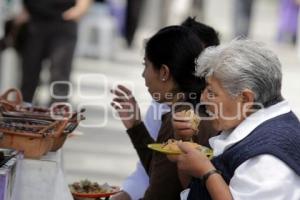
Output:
top-left (170, 40), bottom-right (300, 200)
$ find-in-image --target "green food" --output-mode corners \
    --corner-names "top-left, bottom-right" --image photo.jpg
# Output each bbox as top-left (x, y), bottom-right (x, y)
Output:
top-left (69, 179), bottom-right (113, 194)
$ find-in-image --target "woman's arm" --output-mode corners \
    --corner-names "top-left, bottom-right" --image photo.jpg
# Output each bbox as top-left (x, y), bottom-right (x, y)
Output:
top-left (14, 7), bottom-right (30, 25)
top-left (63, 0), bottom-right (93, 21)
top-left (205, 172), bottom-right (232, 200)
top-left (127, 122), bottom-right (155, 173)
top-left (111, 85), bottom-right (154, 172)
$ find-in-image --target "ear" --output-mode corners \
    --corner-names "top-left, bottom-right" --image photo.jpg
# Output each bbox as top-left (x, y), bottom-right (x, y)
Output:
top-left (159, 64), bottom-right (170, 81)
top-left (240, 89), bottom-right (255, 109)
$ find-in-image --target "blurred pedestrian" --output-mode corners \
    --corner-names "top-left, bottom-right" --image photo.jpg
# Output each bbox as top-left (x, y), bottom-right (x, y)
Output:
top-left (191, 0), bottom-right (205, 21)
top-left (17, 0), bottom-right (92, 104)
top-left (277, 0), bottom-right (299, 45)
top-left (233, 0), bottom-right (254, 38)
top-left (124, 0), bottom-right (145, 47)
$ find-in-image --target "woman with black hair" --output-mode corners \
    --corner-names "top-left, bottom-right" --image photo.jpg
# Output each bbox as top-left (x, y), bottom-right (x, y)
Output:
top-left (111, 18), bottom-right (219, 200)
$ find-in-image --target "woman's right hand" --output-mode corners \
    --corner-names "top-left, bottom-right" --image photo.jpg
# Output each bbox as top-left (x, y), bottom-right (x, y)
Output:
top-left (62, 0), bottom-right (92, 21)
top-left (172, 111), bottom-right (198, 140)
top-left (167, 141), bottom-right (214, 178)
top-left (14, 8), bottom-right (30, 25)
top-left (111, 85), bottom-right (142, 129)
top-left (110, 191), bottom-right (131, 200)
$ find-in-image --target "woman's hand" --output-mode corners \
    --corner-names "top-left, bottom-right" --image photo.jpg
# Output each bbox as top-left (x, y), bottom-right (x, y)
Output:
top-left (168, 141), bottom-right (214, 178)
top-left (110, 191), bottom-right (131, 200)
top-left (171, 142), bottom-right (233, 200)
top-left (111, 85), bottom-right (142, 129)
top-left (63, 0), bottom-right (92, 21)
top-left (295, 0), bottom-right (300, 5)
top-left (173, 111), bottom-right (198, 140)
top-left (14, 8), bottom-right (30, 25)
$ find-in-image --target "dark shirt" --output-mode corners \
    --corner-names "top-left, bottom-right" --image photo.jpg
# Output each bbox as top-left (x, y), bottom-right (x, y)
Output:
top-left (126, 105), bottom-right (218, 200)
top-left (127, 113), bottom-right (182, 200)
top-left (23, 0), bottom-right (76, 21)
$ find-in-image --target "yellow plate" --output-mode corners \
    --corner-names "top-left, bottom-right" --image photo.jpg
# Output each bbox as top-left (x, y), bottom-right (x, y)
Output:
top-left (147, 143), bottom-right (213, 159)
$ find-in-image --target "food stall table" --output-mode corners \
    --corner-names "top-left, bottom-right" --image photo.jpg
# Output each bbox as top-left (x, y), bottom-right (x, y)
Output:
top-left (14, 150), bottom-right (73, 200)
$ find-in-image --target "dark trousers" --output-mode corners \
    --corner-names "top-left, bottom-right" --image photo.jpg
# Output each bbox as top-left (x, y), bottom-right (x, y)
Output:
top-left (20, 20), bottom-right (77, 103)
top-left (233, 0), bottom-right (254, 38)
top-left (124, 0), bottom-right (144, 47)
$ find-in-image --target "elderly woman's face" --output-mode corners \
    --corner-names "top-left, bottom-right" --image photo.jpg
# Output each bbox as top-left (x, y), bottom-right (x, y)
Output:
top-left (200, 76), bottom-right (245, 131)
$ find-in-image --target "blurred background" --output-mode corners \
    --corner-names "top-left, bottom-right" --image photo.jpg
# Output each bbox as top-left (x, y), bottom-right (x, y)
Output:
top-left (1, 0), bottom-right (300, 186)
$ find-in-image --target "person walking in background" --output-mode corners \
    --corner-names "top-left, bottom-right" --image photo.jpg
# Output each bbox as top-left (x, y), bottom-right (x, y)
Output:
top-left (124, 0), bottom-right (145, 47)
top-left (277, 0), bottom-right (299, 45)
top-left (16, 0), bottom-right (92, 104)
top-left (233, 0), bottom-right (254, 38)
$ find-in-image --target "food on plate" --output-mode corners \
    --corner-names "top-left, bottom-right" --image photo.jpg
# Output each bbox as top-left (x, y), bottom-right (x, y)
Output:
top-left (148, 140), bottom-right (213, 158)
top-left (162, 139), bottom-right (201, 154)
top-left (69, 179), bottom-right (114, 194)
top-left (178, 109), bottom-right (201, 131)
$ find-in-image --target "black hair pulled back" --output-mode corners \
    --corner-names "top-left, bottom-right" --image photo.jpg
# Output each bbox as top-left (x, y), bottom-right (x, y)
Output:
top-left (145, 18), bottom-right (219, 106)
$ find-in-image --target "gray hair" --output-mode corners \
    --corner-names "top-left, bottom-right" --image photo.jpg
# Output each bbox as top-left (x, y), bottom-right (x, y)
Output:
top-left (195, 40), bottom-right (283, 107)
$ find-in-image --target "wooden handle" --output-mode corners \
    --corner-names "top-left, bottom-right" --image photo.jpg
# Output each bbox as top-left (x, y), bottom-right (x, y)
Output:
top-left (0, 88), bottom-right (23, 106)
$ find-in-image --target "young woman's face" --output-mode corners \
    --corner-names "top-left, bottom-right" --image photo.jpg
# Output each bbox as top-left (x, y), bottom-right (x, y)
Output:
top-left (142, 57), bottom-right (166, 102)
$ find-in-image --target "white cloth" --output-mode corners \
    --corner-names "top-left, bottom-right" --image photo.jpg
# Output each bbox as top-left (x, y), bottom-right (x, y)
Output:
top-left (122, 100), bottom-right (170, 200)
top-left (15, 150), bottom-right (73, 200)
top-left (120, 162), bottom-right (151, 200)
top-left (182, 100), bottom-right (300, 200)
